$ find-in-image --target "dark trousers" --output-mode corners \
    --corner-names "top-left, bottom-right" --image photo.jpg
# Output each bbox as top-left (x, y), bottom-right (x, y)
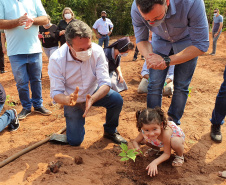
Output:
top-left (0, 44), bottom-right (4, 71)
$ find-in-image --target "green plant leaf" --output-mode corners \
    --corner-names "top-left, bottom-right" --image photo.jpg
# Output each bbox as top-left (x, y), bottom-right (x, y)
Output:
top-left (120, 143), bottom-right (128, 151)
top-left (120, 157), bottom-right (129, 161)
top-left (127, 149), bottom-right (135, 156)
top-left (119, 152), bottom-right (127, 157)
top-left (130, 155), bottom-right (137, 162)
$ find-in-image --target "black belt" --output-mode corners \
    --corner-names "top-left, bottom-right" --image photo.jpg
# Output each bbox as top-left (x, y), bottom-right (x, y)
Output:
top-left (99, 33), bottom-right (108, 36)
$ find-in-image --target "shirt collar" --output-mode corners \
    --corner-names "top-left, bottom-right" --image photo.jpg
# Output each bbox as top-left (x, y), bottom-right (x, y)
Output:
top-left (166, 0), bottom-right (176, 18)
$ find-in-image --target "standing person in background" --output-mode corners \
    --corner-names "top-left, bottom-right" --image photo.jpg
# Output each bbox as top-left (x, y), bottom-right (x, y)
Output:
top-left (0, 30), bottom-right (6, 74)
top-left (104, 37), bottom-right (134, 92)
top-left (56, 7), bottom-right (77, 47)
top-left (39, 15), bottom-right (58, 59)
top-left (0, 83), bottom-right (19, 132)
top-left (209, 8), bottom-right (223, 56)
top-left (93, 11), bottom-right (114, 48)
top-left (209, 66), bottom-right (226, 143)
top-left (131, 0), bottom-right (209, 125)
top-left (0, 0), bottom-right (52, 120)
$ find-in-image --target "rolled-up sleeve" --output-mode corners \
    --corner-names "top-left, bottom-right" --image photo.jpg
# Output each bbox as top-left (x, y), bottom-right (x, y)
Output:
top-left (187, 0), bottom-right (209, 52)
top-left (95, 50), bottom-right (112, 88)
top-left (131, 1), bottom-right (149, 44)
top-left (48, 55), bottom-right (65, 99)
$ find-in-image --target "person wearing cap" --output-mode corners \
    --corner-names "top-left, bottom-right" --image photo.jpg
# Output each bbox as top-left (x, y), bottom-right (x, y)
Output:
top-left (92, 11), bottom-right (114, 48)
top-left (131, 0), bottom-right (209, 125)
top-left (48, 20), bottom-right (127, 146)
top-left (104, 37), bottom-right (134, 92)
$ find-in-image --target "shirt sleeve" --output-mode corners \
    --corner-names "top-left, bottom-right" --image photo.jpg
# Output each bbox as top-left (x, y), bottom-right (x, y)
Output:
top-left (93, 19), bottom-right (98, 29)
top-left (187, 0), bottom-right (209, 52)
top-left (108, 19), bottom-right (114, 28)
top-left (35, 0), bottom-right (47, 17)
top-left (95, 49), bottom-right (112, 88)
top-left (141, 60), bottom-right (149, 77)
top-left (48, 53), bottom-right (66, 99)
top-left (0, 1), bottom-right (5, 19)
top-left (131, 1), bottom-right (149, 44)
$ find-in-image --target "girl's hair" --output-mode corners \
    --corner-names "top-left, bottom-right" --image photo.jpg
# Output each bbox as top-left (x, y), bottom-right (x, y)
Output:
top-left (136, 107), bottom-right (167, 132)
top-left (62, 7), bottom-right (75, 20)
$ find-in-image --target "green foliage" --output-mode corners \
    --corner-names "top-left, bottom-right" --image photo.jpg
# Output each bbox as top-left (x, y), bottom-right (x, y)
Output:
top-left (188, 87), bottom-right (192, 97)
top-left (119, 143), bottom-right (143, 162)
top-left (5, 95), bottom-right (15, 107)
top-left (41, 0), bottom-right (134, 35)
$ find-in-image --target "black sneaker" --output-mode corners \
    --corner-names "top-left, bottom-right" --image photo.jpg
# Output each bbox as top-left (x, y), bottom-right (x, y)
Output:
top-left (210, 124), bottom-right (222, 143)
top-left (34, 106), bottom-right (52, 116)
top-left (8, 109), bottom-right (20, 132)
top-left (18, 108), bottom-right (31, 120)
top-left (103, 131), bottom-right (127, 144)
top-left (0, 70), bottom-right (7, 74)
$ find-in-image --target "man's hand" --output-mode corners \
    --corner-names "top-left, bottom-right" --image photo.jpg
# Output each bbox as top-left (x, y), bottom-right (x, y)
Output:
top-left (83, 94), bottom-right (93, 117)
top-left (2, 47), bottom-right (6, 54)
top-left (146, 53), bottom-right (167, 70)
top-left (19, 13), bottom-right (34, 30)
top-left (214, 33), bottom-right (219, 38)
top-left (67, 86), bottom-right (79, 106)
top-left (96, 34), bottom-right (102, 39)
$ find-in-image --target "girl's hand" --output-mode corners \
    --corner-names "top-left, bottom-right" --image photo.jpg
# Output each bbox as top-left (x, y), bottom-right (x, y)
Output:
top-left (146, 162), bottom-right (158, 177)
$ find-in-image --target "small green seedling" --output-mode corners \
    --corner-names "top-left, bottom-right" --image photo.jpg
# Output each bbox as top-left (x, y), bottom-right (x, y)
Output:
top-left (188, 87), bottom-right (192, 97)
top-left (119, 143), bottom-right (143, 162)
top-left (5, 95), bottom-right (15, 107)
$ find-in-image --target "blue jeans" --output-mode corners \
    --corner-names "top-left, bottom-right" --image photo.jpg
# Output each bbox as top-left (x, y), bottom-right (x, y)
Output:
top-left (43, 46), bottom-right (58, 59)
top-left (211, 31), bottom-right (221, 54)
top-left (98, 35), bottom-right (109, 48)
top-left (9, 53), bottom-right (43, 110)
top-left (0, 103), bottom-right (15, 132)
top-left (147, 53), bottom-right (197, 125)
top-left (64, 89), bottom-right (123, 146)
top-left (210, 66), bottom-right (226, 125)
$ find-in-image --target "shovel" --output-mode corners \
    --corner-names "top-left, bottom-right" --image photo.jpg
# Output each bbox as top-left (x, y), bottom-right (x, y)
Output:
top-left (0, 127), bottom-right (67, 168)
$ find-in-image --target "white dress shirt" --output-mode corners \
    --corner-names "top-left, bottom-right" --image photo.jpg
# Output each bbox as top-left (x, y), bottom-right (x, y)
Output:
top-left (93, 18), bottom-right (113, 35)
top-left (48, 43), bottom-right (111, 103)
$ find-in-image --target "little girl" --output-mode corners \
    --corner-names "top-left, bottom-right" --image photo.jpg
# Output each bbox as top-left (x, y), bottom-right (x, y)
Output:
top-left (132, 107), bottom-right (185, 177)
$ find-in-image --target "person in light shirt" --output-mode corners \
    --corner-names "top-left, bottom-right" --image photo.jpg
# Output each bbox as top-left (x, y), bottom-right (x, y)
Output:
top-left (48, 20), bottom-right (127, 146)
top-left (131, 0), bottom-right (209, 125)
top-left (92, 11), bottom-right (114, 48)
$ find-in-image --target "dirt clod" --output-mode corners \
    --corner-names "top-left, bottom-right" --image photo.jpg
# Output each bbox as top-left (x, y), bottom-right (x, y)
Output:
top-left (46, 161), bottom-right (63, 174)
top-left (74, 156), bottom-right (83, 165)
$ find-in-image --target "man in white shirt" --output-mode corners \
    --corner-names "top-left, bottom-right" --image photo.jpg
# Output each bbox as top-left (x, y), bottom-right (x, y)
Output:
top-left (92, 11), bottom-right (114, 48)
top-left (48, 20), bottom-right (127, 146)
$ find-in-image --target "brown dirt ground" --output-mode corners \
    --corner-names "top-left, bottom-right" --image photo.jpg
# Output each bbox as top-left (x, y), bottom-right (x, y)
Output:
top-left (0, 33), bottom-right (226, 185)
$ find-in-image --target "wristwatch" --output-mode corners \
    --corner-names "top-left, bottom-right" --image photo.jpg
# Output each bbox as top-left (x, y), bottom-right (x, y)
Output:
top-left (163, 56), bottom-right (171, 67)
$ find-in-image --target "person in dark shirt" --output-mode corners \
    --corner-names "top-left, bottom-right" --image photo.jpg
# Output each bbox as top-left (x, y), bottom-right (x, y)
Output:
top-left (104, 37), bottom-right (134, 92)
top-left (39, 15), bottom-right (58, 59)
top-left (0, 83), bottom-right (19, 132)
top-left (56, 7), bottom-right (77, 46)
